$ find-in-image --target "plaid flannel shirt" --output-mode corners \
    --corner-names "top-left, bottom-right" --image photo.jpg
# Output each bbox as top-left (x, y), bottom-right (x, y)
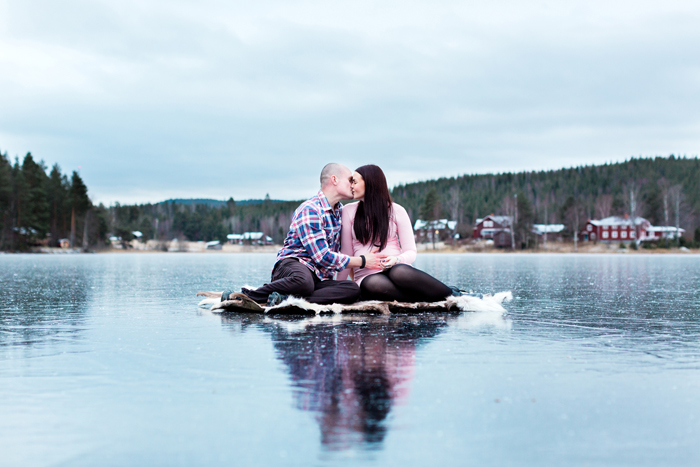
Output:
top-left (275, 190), bottom-right (350, 280)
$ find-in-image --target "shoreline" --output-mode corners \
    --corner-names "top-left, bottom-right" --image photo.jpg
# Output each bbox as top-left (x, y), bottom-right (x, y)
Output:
top-left (419, 243), bottom-right (699, 255)
top-left (15, 244), bottom-right (700, 255)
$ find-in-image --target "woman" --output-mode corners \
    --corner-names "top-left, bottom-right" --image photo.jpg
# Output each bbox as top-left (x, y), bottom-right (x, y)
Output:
top-left (337, 164), bottom-right (455, 302)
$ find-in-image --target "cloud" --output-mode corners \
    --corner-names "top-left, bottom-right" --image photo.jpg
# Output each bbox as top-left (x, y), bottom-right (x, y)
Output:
top-left (1, 0), bottom-right (699, 204)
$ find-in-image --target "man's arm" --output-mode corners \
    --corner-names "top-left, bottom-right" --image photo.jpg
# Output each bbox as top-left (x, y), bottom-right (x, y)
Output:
top-left (296, 206), bottom-right (350, 272)
top-left (346, 254), bottom-right (385, 269)
top-left (296, 206), bottom-right (385, 273)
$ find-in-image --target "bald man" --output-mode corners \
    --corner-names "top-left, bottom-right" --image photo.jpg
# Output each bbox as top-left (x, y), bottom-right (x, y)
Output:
top-left (224, 163), bottom-right (385, 307)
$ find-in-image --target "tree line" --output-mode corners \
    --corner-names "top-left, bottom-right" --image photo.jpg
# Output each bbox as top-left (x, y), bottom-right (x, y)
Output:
top-left (0, 152), bottom-right (106, 250)
top-left (392, 155), bottom-right (700, 248)
top-left (109, 196), bottom-right (302, 245)
top-left (1, 152), bottom-right (303, 250)
top-left (2, 152), bottom-right (699, 250)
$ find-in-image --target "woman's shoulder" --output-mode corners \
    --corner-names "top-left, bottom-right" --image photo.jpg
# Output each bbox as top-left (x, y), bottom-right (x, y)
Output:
top-left (342, 201), bottom-right (359, 219)
top-left (390, 202), bottom-right (409, 217)
top-left (343, 201), bottom-right (359, 213)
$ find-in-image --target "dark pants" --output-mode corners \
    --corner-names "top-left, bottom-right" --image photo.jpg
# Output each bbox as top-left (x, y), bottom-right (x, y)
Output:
top-left (243, 258), bottom-right (361, 305)
top-left (360, 264), bottom-right (452, 302)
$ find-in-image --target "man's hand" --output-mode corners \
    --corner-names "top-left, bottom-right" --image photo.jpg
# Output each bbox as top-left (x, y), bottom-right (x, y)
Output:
top-left (363, 252), bottom-right (387, 269)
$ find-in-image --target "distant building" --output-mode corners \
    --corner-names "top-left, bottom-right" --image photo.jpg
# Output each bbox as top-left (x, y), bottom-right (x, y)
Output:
top-left (646, 226), bottom-right (686, 239)
top-left (582, 216), bottom-right (648, 242)
top-left (532, 224), bottom-right (565, 241)
top-left (243, 232), bottom-right (264, 243)
top-left (473, 215), bottom-right (513, 247)
top-left (227, 232), bottom-right (274, 245)
top-left (206, 240), bottom-right (222, 250)
top-left (581, 216), bottom-right (685, 243)
top-left (473, 215), bottom-right (512, 239)
top-left (227, 234), bottom-right (244, 244)
top-left (109, 236), bottom-right (124, 249)
top-left (414, 219), bottom-right (457, 243)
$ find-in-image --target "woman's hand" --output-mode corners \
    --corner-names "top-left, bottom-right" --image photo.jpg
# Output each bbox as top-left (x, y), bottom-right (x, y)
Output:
top-left (380, 256), bottom-right (399, 270)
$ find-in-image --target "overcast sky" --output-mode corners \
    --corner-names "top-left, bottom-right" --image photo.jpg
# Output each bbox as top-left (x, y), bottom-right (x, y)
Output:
top-left (1, 0), bottom-right (699, 204)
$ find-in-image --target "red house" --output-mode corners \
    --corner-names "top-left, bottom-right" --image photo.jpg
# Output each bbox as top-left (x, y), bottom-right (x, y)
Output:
top-left (581, 216), bottom-right (684, 243)
top-left (473, 215), bottom-right (513, 247)
top-left (581, 216), bottom-right (649, 243)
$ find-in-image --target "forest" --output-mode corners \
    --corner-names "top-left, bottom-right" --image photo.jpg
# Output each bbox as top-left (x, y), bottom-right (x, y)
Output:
top-left (0, 152), bottom-right (104, 251)
top-left (1, 152), bottom-right (699, 250)
top-left (393, 155), bottom-right (700, 248)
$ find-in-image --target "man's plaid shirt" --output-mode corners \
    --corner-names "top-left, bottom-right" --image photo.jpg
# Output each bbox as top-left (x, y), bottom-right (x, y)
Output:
top-left (275, 190), bottom-right (350, 280)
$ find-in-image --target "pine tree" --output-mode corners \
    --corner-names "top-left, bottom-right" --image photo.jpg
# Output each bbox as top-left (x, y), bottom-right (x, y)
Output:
top-left (516, 192), bottom-right (534, 248)
top-left (46, 164), bottom-right (70, 246)
top-left (20, 153), bottom-right (50, 240)
top-left (11, 158), bottom-right (28, 249)
top-left (420, 188), bottom-right (439, 221)
top-left (91, 204), bottom-right (110, 247)
top-left (69, 171), bottom-right (91, 247)
top-left (226, 197), bottom-right (236, 217)
top-left (420, 188), bottom-right (440, 248)
top-left (0, 153), bottom-right (12, 248)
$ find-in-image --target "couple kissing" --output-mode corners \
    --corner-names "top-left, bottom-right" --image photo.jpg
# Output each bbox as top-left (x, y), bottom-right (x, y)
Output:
top-left (221, 163), bottom-right (457, 308)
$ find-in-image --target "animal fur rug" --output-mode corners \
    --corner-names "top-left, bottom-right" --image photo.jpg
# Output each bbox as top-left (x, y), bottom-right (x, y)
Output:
top-left (197, 290), bottom-right (513, 315)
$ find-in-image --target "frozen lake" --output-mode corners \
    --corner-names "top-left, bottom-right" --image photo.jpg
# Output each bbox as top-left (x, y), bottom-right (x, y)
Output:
top-left (1, 253), bottom-right (699, 466)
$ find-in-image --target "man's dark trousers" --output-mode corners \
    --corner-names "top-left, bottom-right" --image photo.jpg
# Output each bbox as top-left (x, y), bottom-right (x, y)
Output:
top-left (243, 258), bottom-right (360, 305)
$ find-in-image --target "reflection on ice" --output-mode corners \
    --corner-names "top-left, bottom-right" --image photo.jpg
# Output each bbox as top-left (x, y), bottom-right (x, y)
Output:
top-left (221, 313), bottom-right (455, 450)
top-left (453, 309), bottom-right (512, 330)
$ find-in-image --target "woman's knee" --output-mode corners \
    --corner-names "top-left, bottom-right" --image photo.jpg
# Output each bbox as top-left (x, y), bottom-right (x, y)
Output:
top-left (387, 264), bottom-right (414, 284)
top-left (360, 275), bottom-right (395, 299)
top-left (361, 276), bottom-right (384, 294)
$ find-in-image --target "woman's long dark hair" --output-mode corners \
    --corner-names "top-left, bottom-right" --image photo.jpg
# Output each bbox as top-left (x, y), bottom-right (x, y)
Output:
top-left (353, 165), bottom-right (393, 250)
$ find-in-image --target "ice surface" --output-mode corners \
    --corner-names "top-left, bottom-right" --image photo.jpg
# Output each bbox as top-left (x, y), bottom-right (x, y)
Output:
top-left (2, 253), bottom-right (700, 466)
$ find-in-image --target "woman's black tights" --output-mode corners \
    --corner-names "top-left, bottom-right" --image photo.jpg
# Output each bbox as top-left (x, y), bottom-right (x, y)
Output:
top-left (359, 264), bottom-right (453, 302)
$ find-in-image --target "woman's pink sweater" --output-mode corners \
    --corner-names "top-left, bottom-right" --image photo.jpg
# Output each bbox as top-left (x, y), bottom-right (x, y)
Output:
top-left (337, 202), bottom-right (417, 284)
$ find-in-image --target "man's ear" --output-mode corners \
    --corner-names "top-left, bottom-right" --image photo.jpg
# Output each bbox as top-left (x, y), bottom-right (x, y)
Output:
top-left (331, 175), bottom-right (338, 185)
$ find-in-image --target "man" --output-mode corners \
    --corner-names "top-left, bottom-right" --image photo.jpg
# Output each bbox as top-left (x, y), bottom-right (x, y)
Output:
top-left (223, 163), bottom-right (384, 307)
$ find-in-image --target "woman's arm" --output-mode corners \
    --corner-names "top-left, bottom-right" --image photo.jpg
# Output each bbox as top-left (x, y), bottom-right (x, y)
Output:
top-left (394, 204), bottom-right (417, 265)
